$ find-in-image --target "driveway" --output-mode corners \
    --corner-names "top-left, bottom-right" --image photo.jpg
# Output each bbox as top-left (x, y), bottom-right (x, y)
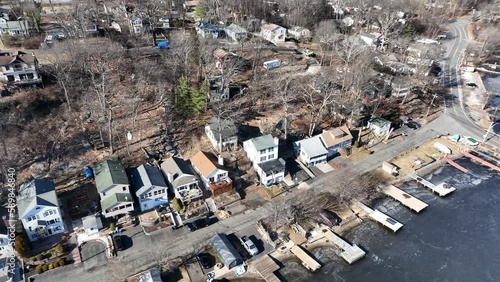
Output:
top-left (80, 241), bottom-right (107, 271)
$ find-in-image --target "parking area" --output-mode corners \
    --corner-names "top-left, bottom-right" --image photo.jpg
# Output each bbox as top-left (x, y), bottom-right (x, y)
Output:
top-left (81, 241), bottom-right (107, 271)
top-left (231, 224), bottom-right (274, 262)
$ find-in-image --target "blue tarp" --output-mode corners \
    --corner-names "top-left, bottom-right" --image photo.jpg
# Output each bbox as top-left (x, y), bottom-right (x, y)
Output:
top-left (85, 167), bottom-right (94, 178)
top-left (157, 41), bottom-right (170, 49)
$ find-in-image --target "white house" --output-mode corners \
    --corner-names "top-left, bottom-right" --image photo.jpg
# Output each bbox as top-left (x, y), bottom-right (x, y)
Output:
top-left (0, 50), bottom-right (41, 86)
top-left (294, 135), bottom-right (328, 167)
top-left (205, 117), bottom-right (238, 152)
top-left (131, 165), bottom-right (169, 212)
top-left (288, 26), bottom-right (311, 41)
top-left (161, 157), bottom-right (203, 203)
top-left (243, 135), bottom-right (285, 186)
top-left (190, 151), bottom-right (232, 191)
top-left (319, 126), bottom-right (353, 158)
top-left (81, 215), bottom-right (103, 236)
top-left (225, 24), bottom-right (247, 41)
top-left (368, 117), bottom-right (392, 136)
top-left (17, 179), bottom-right (65, 242)
top-left (0, 18), bottom-right (29, 36)
top-left (95, 160), bottom-right (135, 218)
top-left (260, 23), bottom-right (286, 43)
top-left (129, 16), bottom-right (143, 34)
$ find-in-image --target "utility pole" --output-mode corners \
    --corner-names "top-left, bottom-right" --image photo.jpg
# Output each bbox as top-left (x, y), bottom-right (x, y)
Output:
top-left (482, 108), bottom-right (498, 143)
top-left (426, 94), bottom-right (438, 117)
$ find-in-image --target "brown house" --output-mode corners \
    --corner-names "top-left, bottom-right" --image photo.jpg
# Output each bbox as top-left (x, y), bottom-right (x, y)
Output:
top-left (190, 151), bottom-right (233, 196)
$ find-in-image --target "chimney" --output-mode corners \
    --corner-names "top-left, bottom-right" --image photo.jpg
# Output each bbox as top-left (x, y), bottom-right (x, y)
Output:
top-left (274, 137), bottom-right (279, 146)
top-left (217, 155), bottom-right (224, 166)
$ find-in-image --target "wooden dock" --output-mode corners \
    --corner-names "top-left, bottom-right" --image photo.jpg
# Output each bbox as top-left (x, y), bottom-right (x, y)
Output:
top-left (408, 173), bottom-right (456, 197)
top-left (380, 185), bottom-right (428, 213)
top-left (323, 230), bottom-right (366, 264)
top-left (285, 242), bottom-right (321, 272)
top-left (462, 150), bottom-right (500, 172)
top-left (356, 202), bottom-right (403, 232)
top-left (253, 255), bottom-right (281, 282)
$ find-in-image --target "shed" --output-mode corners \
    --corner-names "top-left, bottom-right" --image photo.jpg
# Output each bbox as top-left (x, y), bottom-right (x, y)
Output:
top-left (211, 234), bottom-right (243, 269)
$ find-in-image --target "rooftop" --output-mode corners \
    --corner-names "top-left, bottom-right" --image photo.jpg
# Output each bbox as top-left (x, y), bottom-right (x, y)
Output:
top-left (190, 151), bottom-right (222, 179)
top-left (100, 193), bottom-right (134, 211)
top-left (17, 179), bottom-right (58, 218)
top-left (296, 135), bottom-right (328, 157)
top-left (320, 125), bottom-right (353, 148)
top-left (131, 165), bottom-right (168, 196)
top-left (261, 23), bottom-right (284, 32)
top-left (82, 215), bottom-right (103, 230)
top-left (258, 158), bottom-right (285, 174)
top-left (206, 117), bottom-right (238, 139)
top-left (160, 157), bottom-right (199, 188)
top-left (94, 160), bottom-right (129, 193)
top-left (226, 23), bottom-right (247, 33)
top-left (369, 117), bottom-right (391, 127)
top-left (249, 134), bottom-right (277, 151)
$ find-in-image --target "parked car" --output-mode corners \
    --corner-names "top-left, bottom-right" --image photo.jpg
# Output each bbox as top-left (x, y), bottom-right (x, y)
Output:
top-left (239, 236), bottom-right (259, 256)
top-left (317, 209), bottom-right (341, 227)
top-left (406, 121), bottom-right (421, 130)
top-left (465, 82), bottom-right (478, 88)
top-left (197, 253), bottom-right (214, 269)
top-left (113, 235), bottom-right (124, 251)
top-left (187, 218), bottom-right (209, 232)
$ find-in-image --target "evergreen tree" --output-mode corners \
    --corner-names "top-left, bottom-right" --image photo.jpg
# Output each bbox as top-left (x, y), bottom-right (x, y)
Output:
top-left (192, 82), bottom-right (208, 117)
top-left (175, 77), bottom-right (192, 118)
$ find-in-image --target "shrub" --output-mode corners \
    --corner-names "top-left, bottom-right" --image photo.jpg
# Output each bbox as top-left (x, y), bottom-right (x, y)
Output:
top-left (55, 244), bottom-right (64, 254)
top-left (45, 253), bottom-right (52, 259)
top-left (57, 258), bottom-right (65, 266)
top-left (32, 257), bottom-right (37, 262)
top-left (36, 254), bottom-right (43, 261)
top-left (158, 215), bottom-right (163, 222)
top-left (172, 197), bottom-right (183, 213)
top-left (109, 223), bottom-right (116, 231)
top-left (48, 263), bottom-right (54, 270)
top-left (14, 232), bottom-right (30, 258)
top-left (35, 265), bottom-right (43, 274)
top-left (42, 264), bottom-right (48, 272)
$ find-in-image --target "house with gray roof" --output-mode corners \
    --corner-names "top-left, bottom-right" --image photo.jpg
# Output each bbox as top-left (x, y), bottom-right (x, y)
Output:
top-left (160, 157), bottom-right (203, 203)
top-left (17, 179), bottom-right (64, 242)
top-left (368, 117), bottom-right (391, 136)
top-left (205, 117), bottom-right (238, 152)
top-left (294, 135), bottom-right (328, 167)
top-left (0, 18), bottom-right (30, 36)
top-left (243, 134), bottom-right (285, 186)
top-left (94, 160), bottom-right (134, 218)
top-left (81, 214), bottom-right (103, 236)
top-left (225, 23), bottom-right (247, 41)
top-left (130, 164), bottom-right (169, 212)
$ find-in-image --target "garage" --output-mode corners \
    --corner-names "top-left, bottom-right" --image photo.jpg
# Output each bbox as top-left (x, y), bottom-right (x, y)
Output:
top-left (211, 234), bottom-right (243, 269)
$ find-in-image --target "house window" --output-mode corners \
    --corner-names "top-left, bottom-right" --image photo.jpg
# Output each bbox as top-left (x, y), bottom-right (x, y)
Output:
top-left (268, 154), bottom-right (274, 159)
top-left (154, 190), bottom-right (159, 196)
top-left (122, 187), bottom-right (127, 191)
top-left (267, 148), bottom-right (273, 153)
top-left (260, 156), bottom-right (266, 162)
top-left (102, 192), bottom-right (106, 196)
top-left (260, 149), bottom-right (266, 154)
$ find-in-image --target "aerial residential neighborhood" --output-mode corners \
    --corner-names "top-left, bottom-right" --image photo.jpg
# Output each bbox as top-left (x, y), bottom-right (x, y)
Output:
top-left (0, 0), bottom-right (499, 282)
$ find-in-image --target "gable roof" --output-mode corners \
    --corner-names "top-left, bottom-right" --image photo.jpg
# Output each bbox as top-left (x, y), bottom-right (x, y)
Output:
top-left (17, 179), bottom-right (58, 218)
top-left (369, 117), bottom-right (391, 127)
top-left (206, 117), bottom-right (238, 140)
top-left (100, 192), bottom-right (134, 211)
top-left (248, 134), bottom-right (277, 151)
top-left (94, 160), bottom-right (129, 193)
top-left (160, 157), bottom-right (199, 188)
top-left (295, 135), bottom-right (328, 157)
top-left (261, 23), bottom-right (284, 32)
top-left (190, 151), bottom-right (222, 178)
top-left (320, 125), bottom-right (353, 148)
top-left (131, 165), bottom-right (168, 196)
top-left (226, 23), bottom-right (247, 34)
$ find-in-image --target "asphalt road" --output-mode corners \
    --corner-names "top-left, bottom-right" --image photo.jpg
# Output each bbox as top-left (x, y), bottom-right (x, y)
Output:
top-left (80, 241), bottom-right (107, 271)
top-left (442, 18), bottom-right (500, 147)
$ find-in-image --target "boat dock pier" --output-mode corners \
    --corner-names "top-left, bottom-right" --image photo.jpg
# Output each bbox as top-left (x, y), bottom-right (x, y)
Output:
top-left (462, 150), bottom-right (500, 172)
top-left (408, 173), bottom-right (456, 196)
top-left (285, 241), bottom-right (321, 272)
top-left (253, 255), bottom-right (281, 282)
top-left (356, 202), bottom-right (403, 232)
top-left (323, 229), bottom-right (366, 264)
top-left (379, 185), bottom-right (428, 213)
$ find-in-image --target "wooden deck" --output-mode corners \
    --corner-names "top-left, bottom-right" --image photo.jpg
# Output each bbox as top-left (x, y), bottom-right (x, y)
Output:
top-left (356, 202), bottom-right (403, 233)
top-left (285, 242), bottom-right (321, 272)
top-left (380, 185), bottom-right (428, 213)
top-left (324, 230), bottom-right (366, 264)
top-left (253, 255), bottom-right (281, 282)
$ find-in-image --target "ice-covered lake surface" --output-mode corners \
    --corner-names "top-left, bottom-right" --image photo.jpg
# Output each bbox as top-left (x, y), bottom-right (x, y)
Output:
top-left (280, 158), bottom-right (500, 282)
